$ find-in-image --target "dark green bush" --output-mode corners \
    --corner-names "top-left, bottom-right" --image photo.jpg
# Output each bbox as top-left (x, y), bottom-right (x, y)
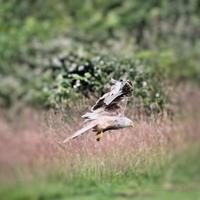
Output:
top-left (29, 51), bottom-right (167, 113)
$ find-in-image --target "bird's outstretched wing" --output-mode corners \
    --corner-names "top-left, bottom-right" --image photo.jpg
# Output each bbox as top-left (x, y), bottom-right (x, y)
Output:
top-left (63, 121), bottom-right (97, 143)
top-left (63, 80), bottom-right (133, 144)
top-left (87, 80), bottom-right (133, 117)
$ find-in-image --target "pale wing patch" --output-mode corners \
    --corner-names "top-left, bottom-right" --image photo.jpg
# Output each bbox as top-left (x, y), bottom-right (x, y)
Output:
top-left (63, 122), bottom-right (97, 143)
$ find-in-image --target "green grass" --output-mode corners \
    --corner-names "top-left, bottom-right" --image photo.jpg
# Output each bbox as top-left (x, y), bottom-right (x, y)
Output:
top-left (1, 146), bottom-right (199, 200)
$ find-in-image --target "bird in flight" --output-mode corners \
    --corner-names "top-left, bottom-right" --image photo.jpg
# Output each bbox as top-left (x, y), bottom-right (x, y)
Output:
top-left (63, 79), bottom-right (133, 143)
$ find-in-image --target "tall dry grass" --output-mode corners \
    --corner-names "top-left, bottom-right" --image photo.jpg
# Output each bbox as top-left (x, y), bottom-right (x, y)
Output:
top-left (0, 86), bottom-right (199, 183)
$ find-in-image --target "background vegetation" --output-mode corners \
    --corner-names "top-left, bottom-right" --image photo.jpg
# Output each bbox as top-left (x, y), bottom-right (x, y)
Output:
top-left (1, 0), bottom-right (200, 112)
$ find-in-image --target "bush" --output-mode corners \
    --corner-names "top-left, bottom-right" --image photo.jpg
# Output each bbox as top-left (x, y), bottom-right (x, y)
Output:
top-left (31, 51), bottom-right (168, 113)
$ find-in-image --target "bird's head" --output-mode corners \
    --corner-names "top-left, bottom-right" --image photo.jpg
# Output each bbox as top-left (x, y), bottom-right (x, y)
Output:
top-left (116, 117), bottom-right (134, 128)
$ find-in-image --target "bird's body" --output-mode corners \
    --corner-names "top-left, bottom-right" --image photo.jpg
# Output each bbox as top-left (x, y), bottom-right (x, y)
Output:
top-left (63, 80), bottom-right (133, 143)
top-left (92, 116), bottom-right (133, 132)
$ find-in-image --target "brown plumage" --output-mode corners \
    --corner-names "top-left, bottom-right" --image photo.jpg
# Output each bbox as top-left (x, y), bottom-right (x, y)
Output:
top-left (63, 79), bottom-right (133, 143)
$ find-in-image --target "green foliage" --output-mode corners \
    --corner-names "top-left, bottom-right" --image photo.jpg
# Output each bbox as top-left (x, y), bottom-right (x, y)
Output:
top-left (0, 0), bottom-right (199, 112)
top-left (0, 49), bottom-right (166, 113)
top-left (46, 52), bottom-right (167, 113)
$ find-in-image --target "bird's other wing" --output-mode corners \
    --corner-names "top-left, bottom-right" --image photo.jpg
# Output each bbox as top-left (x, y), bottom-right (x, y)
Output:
top-left (90, 93), bottom-right (110, 111)
top-left (104, 80), bottom-right (133, 115)
top-left (91, 80), bottom-right (123, 111)
top-left (63, 122), bottom-right (97, 143)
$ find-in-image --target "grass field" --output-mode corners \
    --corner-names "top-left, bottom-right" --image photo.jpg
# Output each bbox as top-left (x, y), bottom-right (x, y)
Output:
top-left (0, 144), bottom-right (199, 200)
top-left (1, 157), bottom-right (200, 200)
top-left (0, 144), bottom-right (200, 200)
top-left (0, 88), bottom-right (199, 200)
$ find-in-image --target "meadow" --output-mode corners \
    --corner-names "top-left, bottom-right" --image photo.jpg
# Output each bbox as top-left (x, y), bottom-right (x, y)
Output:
top-left (0, 87), bottom-right (199, 200)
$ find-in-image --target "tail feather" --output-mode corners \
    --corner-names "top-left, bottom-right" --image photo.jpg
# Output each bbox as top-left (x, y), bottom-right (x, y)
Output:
top-left (63, 122), bottom-right (97, 143)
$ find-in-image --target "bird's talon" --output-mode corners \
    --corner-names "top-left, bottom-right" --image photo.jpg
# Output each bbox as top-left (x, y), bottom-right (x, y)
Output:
top-left (96, 131), bottom-right (103, 141)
